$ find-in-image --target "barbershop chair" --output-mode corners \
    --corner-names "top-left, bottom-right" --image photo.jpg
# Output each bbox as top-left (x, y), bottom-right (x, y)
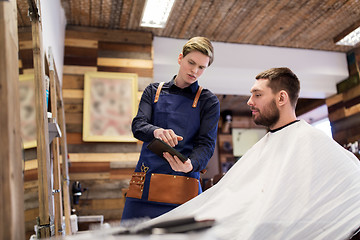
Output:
top-left (203, 173), bottom-right (225, 191)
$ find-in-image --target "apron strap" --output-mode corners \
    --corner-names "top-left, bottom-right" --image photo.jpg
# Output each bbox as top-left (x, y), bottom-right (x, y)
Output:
top-left (155, 82), bottom-right (202, 108)
top-left (154, 82), bottom-right (165, 103)
top-left (192, 86), bottom-right (203, 108)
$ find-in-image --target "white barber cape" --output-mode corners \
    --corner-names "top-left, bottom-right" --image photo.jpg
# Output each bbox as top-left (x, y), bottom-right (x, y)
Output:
top-left (145, 120), bottom-right (360, 240)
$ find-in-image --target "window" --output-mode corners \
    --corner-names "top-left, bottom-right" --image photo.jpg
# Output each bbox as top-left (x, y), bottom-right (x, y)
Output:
top-left (312, 118), bottom-right (332, 138)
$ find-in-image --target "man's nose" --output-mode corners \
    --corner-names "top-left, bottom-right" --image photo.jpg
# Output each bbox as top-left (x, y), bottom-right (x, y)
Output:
top-left (247, 96), bottom-right (252, 106)
top-left (191, 66), bottom-right (198, 73)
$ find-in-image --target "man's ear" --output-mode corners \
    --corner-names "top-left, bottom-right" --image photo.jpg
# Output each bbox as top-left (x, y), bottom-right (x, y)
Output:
top-left (178, 53), bottom-right (183, 64)
top-left (278, 90), bottom-right (288, 106)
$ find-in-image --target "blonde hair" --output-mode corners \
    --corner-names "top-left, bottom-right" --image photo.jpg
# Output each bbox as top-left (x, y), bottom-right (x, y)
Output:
top-left (182, 37), bottom-right (214, 66)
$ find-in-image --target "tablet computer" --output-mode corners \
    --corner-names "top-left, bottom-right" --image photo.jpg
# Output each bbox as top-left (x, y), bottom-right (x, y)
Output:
top-left (147, 138), bottom-right (188, 163)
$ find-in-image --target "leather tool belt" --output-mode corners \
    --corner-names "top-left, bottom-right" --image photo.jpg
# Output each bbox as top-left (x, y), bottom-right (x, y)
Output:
top-left (126, 172), bottom-right (146, 199)
top-left (148, 173), bottom-right (199, 204)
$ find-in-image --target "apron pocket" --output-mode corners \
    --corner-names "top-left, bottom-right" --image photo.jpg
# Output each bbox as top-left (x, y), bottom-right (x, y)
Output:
top-left (126, 172), bottom-right (146, 199)
top-left (148, 173), bottom-right (199, 204)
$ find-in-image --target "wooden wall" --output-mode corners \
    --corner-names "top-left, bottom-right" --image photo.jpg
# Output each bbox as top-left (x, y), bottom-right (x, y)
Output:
top-left (326, 47), bottom-right (360, 159)
top-left (20, 27), bottom-right (153, 237)
top-left (63, 26), bottom-right (153, 225)
top-left (1, 1), bottom-right (26, 239)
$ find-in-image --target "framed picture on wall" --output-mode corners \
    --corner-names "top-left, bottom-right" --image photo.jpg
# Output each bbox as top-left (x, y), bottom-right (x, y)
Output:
top-left (19, 74), bottom-right (37, 149)
top-left (83, 72), bottom-right (138, 142)
top-left (232, 128), bottom-right (267, 157)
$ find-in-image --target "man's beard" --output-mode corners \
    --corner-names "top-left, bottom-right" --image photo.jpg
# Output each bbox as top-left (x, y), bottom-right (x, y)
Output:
top-left (252, 99), bottom-right (280, 128)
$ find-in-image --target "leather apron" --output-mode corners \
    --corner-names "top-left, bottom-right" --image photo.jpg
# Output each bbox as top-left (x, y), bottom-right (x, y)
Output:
top-left (121, 83), bottom-right (203, 220)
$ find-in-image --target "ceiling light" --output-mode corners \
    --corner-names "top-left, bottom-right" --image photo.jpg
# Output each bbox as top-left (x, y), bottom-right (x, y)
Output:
top-left (336, 26), bottom-right (360, 46)
top-left (140, 0), bottom-right (175, 28)
top-left (334, 20), bottom-right (360, 47)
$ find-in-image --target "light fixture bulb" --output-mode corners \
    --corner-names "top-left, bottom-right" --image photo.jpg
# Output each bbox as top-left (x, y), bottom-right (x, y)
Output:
top-left (140, 0), bottom-right (175, 28)
top-left (336, 26), bottom-right (360, 46)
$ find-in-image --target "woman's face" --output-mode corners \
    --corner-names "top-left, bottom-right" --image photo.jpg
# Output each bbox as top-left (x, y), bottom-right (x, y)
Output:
top-left (175, 51), bottom-right (210, 88)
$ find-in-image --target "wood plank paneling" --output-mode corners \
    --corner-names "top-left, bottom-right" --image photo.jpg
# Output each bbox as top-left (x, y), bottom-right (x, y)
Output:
top-left (74, 209), bottom-right (124, 221)
top-left (65, 46), bottom-right (98, 58)
top-left (64, 56), bottom-right (98, 66)
top-left (1, 1), bottom-right (25, 239)
top-left (110, 169), bottom-right (136, 180)
top-left (327, 49), bottom-right (360, 149)
top-left (67, 132), bottom-right (84, 144)
top-left (66, 123), bottom-right (82, 133)
top-left (24, 180), bottom-right (38, 189)
top-left (98, 51), bottom-right (152, 60)
top-left (67, 142), bottom-right (142, 153)
top-left (24, 169), bottom-right (38, 181)
top-left (343, 85), bottom-right (360, 102)
top-left (70, 179), bottom-right (128, 199)
top-left (98, 41), bottom-right (152, 54)
top-left (69, 172), bottom-right (110, 180)
top-left (65, 112), bottom-right (82, 125)
top-left (63, 65), bottom-right (97, 75)
top-left (25, 208), bottom-right (39, 222)
top-left (65, 38), bottom-right (98, 48)
top-left (19, 41), bottom-right (32, 50)
top-left (64, 103), bottom-right (83, 113)
top-left (24, 188), bottom-right (39, 210)
top-left (19, 48), bottom-right (33, 69)
top-left (23, 68), bottom-right (34, 74)
top-left (64, 46), bottom-right (98, 66)
top-left (327, 88), bottom-right (360, 122)
top-left (77, 198), bottom-right (124, 211)
top-left (25, 159), bottom-right (38, 171)
top-left (62, 74), bottom-right (84, 89)
top-left (20, 28), bottom-right (154, 229)
top-left (18, 27), bottom-right (32, 40)
top-left (69, 153), bottom-right (140, 162)
top-left (97, 57), bottom-right (153, 68)
top-left (69, 162), bottom-right (111, 173)
top-left (65, 26), bottom-right (153, 45)
top-left (326, 93), bottom-right (344, 107)
top-left (63, 89), bottom-right (83, 104)
top-left (62, 30), bottom-right (153, 154)
top-left (97, 66), bottom-right (153, 78)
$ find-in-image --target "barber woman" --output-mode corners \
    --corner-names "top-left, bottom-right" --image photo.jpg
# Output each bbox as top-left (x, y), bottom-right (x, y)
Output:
top-left (121, 36), bottom-right (220, 221)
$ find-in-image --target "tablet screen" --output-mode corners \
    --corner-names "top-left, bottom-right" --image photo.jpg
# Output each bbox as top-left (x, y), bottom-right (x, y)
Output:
top-left (147, 138), bottom-right (188, 162)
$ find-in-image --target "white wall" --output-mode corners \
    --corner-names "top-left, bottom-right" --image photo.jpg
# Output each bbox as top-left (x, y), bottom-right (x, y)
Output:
top-left (154, 37), bottom-right (349, 99)
top-left (40, 0), bottom-right (66, 83)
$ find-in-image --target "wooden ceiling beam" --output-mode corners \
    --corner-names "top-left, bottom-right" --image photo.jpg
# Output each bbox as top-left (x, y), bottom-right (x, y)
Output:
top-left (295, 98), bottom-right (326, 116)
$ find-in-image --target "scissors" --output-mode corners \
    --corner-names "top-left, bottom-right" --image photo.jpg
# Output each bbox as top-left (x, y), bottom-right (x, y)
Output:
top-left (141, 163), bottom-right (149, 173)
